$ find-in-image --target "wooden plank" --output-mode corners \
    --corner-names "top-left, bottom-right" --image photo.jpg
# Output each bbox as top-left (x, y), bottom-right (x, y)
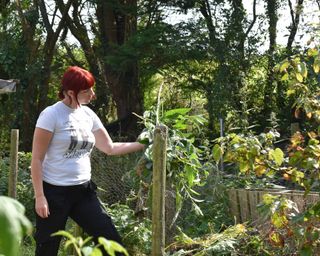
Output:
top-left (227, 189), bottom-right (240, 223)
top-left (8, 129), bottom-right (19, 198)
top-left (228, 189), bottom-right (320, 225)
top-left (152, 125), bottom-right (167, 256)
top-left (238, 189), bottom-right (250, 223)
top-left (248, 190), bottom-right (259, 221)
top-left (306, 194), bottom-right (319, 209)
top-left (291, 193), bottom-right (306, 213)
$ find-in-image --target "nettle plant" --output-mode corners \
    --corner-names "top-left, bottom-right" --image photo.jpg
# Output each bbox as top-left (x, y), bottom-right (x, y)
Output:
top-left (213, 46), bottom-right (320, 255)
top-left (136, 107), bottom-right (209, 218)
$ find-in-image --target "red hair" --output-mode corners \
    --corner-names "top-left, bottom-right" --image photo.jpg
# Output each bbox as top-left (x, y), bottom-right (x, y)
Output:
top-left (58, 66), bottom-right (95, 103)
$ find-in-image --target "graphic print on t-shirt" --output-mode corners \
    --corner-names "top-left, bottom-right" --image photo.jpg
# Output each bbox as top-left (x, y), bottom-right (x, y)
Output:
top-left (63, 124), bottom-right (94, 159)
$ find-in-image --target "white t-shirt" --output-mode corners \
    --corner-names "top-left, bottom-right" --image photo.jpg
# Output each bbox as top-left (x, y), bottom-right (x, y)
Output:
top-left (36, 101), bottom-right (104, 186)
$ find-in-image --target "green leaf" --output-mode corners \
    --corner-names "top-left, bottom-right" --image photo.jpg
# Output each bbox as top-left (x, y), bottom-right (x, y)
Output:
top-left (91, 248), bottom-right (103, 256)
top-left (271, 212), bottom-right (288, 228)
top-left (287, 89), bottom-right (296, 96)
top-left (239, 162), bottom-right (249, 173)
top-left (307, 48), bottom-right (318, 57)
top-left (0, 196), bottom-right (32, 256)
top-left (52, 230), bottom-right (75, 240)
top-left (185, 165), bottom-right (195, 186)
top-left (313, 61), bottom-right (320, 73)
top-left (295, 72), bottom-right (303, 82)
top-left (262, 194), bottom-right (279, 205)
top-left (212, 144), bottom-right (223, 163)
top-left (268, 148), bottom-right (284, 166)
top-left (300, 245), bottom-right (313, 256)
top-left (164, 108), bottom-right (191, 119)
top-left (281, 73), bottom-right (289, 81)
top-left (98, 237), bottom-right (129, 256)
top-left (280, 60), bottom-right (290, 72)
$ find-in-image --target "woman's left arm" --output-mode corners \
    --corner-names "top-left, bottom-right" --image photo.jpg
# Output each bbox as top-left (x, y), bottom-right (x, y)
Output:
top-left (93, 127), bottom-right (145, 155)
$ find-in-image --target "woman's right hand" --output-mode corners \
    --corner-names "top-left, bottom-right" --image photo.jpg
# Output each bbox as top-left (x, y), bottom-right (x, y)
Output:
top-left (35, 195), bottom-right (50, 218)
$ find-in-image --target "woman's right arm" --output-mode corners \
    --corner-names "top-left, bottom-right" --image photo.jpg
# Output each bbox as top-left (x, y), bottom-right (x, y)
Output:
top-left (31, 127), bottom-right (53, 218)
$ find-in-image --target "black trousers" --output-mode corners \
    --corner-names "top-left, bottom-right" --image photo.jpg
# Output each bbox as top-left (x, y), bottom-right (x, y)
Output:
top-left (34, 180), bottom-right (123, 256)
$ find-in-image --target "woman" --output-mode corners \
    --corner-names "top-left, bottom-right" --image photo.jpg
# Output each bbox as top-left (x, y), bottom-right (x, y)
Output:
top-left (31, 66), bottom-right (144, 255)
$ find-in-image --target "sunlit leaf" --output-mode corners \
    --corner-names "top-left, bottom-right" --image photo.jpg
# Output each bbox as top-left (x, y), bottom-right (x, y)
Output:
top-left (239, 161), bottom-right (249, 173)
top-left (164, 108), bottom-right (191, 119)
top-left (281, 73), bottom-right (289, 81)
top-left (307, 48), bottom-right (319, 57)
top-left (98, 237), bottom-right (129, 256)
top-left (287, 89), bottom-right (296, 96)
top-left (295, 72), bottom-right (303, 82)
top-left (268, 148), bottom-right (284, 166)
top-left (212, 144), bottom-right (223, 163)
top-left (280, 60), bottom-right (290, 72)
top-left (271, 212), bottom-right (288, 228)
top-left (313, 62), bottom-right (320, 73)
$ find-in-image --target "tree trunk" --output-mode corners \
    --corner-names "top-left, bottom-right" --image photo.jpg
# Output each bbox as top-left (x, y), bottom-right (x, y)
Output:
top-left (96, 0), bottom-right (143, 139)
top-left (263, 0), bottom-right (278, 125)
top-left (286, 0), bottom-right (304, 52)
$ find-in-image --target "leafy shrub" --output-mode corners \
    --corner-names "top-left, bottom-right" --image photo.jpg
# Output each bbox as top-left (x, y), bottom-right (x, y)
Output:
top-left (104, 203), bottom-right (152, 255)
top-left (0, 152), bottom-right (34, 222)
top-left (52, 230), bottom-right (128, 256)
top-left (0, 196), bottom-right (32, 256)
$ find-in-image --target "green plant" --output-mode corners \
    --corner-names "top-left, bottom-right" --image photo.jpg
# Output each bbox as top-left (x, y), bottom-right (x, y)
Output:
top-left (213, 129), bottom-right (320, 255)
top-left (0, 152), bottom-right (34, 222)
top-left (52, 230), bottom-right (128, 256)
top-left (104, 203), bottom-right (152, 255)
top-left (135, 107), bottom-right (209, 221)
top-left (0, 196), bottom-right (32, 256)
top-left (167, 224), bottom-right (247, 255)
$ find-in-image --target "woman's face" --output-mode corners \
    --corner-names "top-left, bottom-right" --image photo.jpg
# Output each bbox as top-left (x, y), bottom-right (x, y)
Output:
top-left (77, 87), bottom-right (96, 105)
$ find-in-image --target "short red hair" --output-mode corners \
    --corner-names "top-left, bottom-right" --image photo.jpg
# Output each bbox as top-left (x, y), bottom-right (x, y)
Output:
top-left (58, 66), bottom-right (95, 102)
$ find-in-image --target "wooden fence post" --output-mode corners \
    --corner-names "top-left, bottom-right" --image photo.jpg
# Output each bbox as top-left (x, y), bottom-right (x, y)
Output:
top-left (8, 129), bottom-right (19, 198)
top-left (152, 125), bottom-right (168, 256)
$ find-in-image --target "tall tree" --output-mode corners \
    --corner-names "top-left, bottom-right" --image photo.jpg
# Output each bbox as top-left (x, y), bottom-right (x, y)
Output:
top-left (263, 0), bottom-right (278, 125)
top-left (57, 0), bottom-right (144, 139)
top-left (14, 0), bottom-right (72, 150)
top-left (286, 0), bottom-right (304, 52)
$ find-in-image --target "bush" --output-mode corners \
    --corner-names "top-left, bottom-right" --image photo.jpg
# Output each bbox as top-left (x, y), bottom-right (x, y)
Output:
top-left (0, 152), bottom-right (34, 222)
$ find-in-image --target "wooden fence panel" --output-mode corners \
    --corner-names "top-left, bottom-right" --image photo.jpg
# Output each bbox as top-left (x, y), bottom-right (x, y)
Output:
top-left (228, 189), bottom-right (319, 223)
top-left (227, 189), bottom-right (240, 222)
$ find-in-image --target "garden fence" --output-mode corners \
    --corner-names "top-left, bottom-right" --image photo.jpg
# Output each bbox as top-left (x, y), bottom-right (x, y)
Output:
top-left (228, 188), bottom-right (319, 224)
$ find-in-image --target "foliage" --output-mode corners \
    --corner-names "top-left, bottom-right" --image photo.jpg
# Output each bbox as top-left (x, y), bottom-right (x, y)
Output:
top-left (104, 203), bottom-right (152, 255)
top-left (52, 230), bottom-right (128, 256)
top-left (275, 46), bottom-right (320, 126)
top-left (136, 107), bottom-right (208, 219)
top-left (0, 152), bottom-right (34, 222)
top-left (167, 224), bottom-right (247, 255)
top-left (0, 196), bottom-right (32, 256)
top-left (213, 130), bottom-right (284, 182)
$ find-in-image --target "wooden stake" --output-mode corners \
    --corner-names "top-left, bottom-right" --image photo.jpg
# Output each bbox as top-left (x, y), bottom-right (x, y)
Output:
top-left (152, 125), bottom-right (167, 256)
top-left (8, 129), bottom-right (19, 198)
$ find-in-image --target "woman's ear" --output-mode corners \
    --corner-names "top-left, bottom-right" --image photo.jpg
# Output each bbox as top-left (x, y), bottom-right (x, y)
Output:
top-left (66, 90), bottom-right (75, 98)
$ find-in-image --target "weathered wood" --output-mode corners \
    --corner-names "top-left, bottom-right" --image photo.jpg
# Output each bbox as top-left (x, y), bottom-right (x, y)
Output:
top-left (152, 125), bottom-right (168, 256)
top-left (227, 189), bottom-right (240, 223)
top-left (238, 189), bottom-right (250, 223)
top-left (248, 190), bottom-right (259, 221)
top-left (228, 188), bottom-right (320, 223)
top-left (8, 129), bottom-right (19, 198)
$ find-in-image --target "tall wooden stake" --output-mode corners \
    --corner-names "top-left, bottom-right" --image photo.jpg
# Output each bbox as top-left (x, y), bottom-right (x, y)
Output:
top-left (152, 125), bottom-right (167, 256)
top-left (8, 129), bottom-right (19, 198)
